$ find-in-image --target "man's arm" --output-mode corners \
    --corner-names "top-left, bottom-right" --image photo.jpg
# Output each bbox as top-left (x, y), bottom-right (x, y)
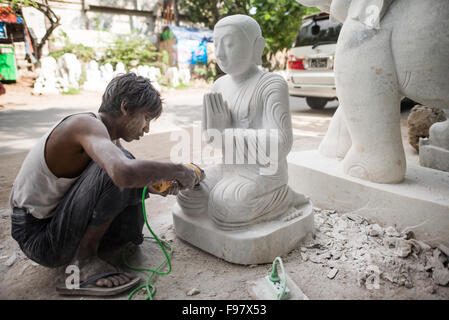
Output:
top-left (74, 116), bottom-right (198, 189)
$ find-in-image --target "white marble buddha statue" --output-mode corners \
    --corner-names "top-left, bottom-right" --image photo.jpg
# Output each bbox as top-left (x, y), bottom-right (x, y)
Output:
top-left (175, 14), bottom-right (310, 231)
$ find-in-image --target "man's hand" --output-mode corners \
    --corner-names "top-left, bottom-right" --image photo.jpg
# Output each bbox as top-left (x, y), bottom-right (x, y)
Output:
top-left (176, 164), bottom-right (201, 189)
top-left (202, 92), bottom-right (232, 133)
top-left (149, 164), bottom-right (201, 196)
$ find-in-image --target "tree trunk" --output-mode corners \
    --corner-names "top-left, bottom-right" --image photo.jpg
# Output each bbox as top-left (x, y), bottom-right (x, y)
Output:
top-left (173, 0), bottom-right (180, 26)
top-left (20, 1), bottom-right (61, 62)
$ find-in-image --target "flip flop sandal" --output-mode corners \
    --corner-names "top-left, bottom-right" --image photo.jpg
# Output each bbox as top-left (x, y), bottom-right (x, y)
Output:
top-left (56, 269), bottom-right (141, 297)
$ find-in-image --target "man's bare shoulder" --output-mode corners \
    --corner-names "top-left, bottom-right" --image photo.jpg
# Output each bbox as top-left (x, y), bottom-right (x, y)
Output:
top-left (62, 113), bottom-right (110, 139)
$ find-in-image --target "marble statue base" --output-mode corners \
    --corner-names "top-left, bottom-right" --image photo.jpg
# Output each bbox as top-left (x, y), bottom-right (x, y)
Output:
top-left (287, 150), bottom-right (449, 247)
top-left (172, 201), bottom-right (314, 265)
top-left (419, 139), bottom-right (449, 172)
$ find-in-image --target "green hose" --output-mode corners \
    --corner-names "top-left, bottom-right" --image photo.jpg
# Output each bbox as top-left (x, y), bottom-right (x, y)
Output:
top-left (121, 186), bottom-right (173, 300)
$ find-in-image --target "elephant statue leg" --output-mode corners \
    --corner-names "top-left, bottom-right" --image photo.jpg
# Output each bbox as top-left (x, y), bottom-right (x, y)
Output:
top-left (318, 105), bottom-right (351, 159)
top-left (335, 19), bottom-right (406, 183)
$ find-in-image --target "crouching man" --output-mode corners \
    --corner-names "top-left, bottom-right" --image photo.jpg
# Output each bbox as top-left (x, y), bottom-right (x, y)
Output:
top-left (9, 72), bottom-right (200, 296)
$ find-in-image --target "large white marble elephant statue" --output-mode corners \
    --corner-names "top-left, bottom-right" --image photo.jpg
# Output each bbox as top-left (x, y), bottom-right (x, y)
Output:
top-left (296, 0), bottom-right (449, 183)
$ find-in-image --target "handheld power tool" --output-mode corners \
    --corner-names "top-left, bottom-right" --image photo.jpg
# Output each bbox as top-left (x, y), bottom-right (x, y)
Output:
top-left (151, 163), bottom-right (205, 193)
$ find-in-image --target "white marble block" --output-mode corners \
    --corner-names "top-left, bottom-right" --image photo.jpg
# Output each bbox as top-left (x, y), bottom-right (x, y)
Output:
top-left (83, 60), bottom-right (107, 92)
top-left (166, 67), bottom-right (180, 87)
top-left (173, 201), bottom-right (314, 265)
top-left (288, 150), bottom-right (449, 247)
top-left (57, 53), bottom-right (81, 89)
top-left (179, 68), bottom-right (191, 85)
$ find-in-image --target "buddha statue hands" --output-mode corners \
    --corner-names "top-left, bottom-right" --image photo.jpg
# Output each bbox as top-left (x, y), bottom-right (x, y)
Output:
top-left (202, 92), bottom-right (232, 135)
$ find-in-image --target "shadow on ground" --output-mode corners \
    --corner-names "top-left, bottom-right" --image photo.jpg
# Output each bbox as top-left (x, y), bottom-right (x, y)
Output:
top-left (0, 106), bottom-right (98, 156)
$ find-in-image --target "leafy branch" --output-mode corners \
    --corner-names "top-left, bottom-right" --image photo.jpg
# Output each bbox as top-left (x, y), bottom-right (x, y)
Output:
top-left (1, 0), bottom-right (60, 61)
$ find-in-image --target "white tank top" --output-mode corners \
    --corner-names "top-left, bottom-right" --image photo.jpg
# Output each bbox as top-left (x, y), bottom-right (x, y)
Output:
top-left (9, 112), bottom-right (98, 219)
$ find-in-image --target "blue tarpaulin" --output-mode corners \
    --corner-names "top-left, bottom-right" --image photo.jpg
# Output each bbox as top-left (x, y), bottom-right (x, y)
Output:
top-left (0, 22), bottom-right (7, 39)
top-left (167, 25), bottom-right (213, 43)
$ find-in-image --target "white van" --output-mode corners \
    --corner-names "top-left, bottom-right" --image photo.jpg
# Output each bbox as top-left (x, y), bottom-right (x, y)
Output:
top-left (286, 12), bottom-right (342, 110)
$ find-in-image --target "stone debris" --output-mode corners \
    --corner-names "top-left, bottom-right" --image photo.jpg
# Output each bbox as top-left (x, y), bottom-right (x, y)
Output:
top-left (426, 285), bottom-right (437, 294)
top-left (368, 224), bottom-right (384, 237)
top-left (300, 252), bottom-right (309, 262)
top-left (327, 268), bottom-right (338, 279)
top-left (161, 230), bottom-right (176, 243)
top-left (301, 208), bottom-right (449, 290)
top-left (308, 254), bottom-right (321, 264)
top-left (0, 207), bottom-right (10, 219)
top-left (186, 288), bottom-right (201, 296)
top-left (4, 252), bottom-right (17, 267)
top-left (383, 238), bottom-right (413, 258)
top-left (438, 244), bottom-right (449, 257)
top-left (385, 226), bottom-right (401, 237)
top-left (358, 265), bottom-right (381, 290)
top-left (432, 268), bottom-right (449, 286)
top-left (305, 243), bottom-right (325, 250)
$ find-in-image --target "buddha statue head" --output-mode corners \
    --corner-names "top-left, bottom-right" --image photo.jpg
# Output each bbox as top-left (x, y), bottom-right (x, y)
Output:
top-left (213, 15), bottom-right (266, 76)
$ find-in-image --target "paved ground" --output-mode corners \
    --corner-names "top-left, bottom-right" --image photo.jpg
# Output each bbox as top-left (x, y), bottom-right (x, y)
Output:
top-left (1, 82), bottom-right (445, 300)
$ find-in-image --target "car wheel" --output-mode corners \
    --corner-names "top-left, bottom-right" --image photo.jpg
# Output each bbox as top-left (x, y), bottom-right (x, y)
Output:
top-left (306, 97), bottom-right (328, 110)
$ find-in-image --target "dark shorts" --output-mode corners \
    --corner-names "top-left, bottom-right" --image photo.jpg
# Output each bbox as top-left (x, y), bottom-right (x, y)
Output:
top-left (11, 147), bottom-right (147, 268)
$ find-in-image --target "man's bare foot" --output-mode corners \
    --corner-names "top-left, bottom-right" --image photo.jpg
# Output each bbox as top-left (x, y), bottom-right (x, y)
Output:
top-left (69, 256), bottom-right (134, 288)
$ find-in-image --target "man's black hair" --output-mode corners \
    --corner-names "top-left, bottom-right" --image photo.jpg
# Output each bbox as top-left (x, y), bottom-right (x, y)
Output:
top-left (99, 72), bottom-right (162, 119)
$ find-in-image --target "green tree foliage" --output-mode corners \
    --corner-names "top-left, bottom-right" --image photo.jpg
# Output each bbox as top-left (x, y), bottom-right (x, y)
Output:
top-left (250, 0), bottom-right (320, 70)
top-left (0, 0), bottom-right (37, 7)
top-left (100, 32), bottom-right (162, 70)
top-left (177, 0), bottom-right (320, 70)
top-left (178, 0), bottom-right (250, 29)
